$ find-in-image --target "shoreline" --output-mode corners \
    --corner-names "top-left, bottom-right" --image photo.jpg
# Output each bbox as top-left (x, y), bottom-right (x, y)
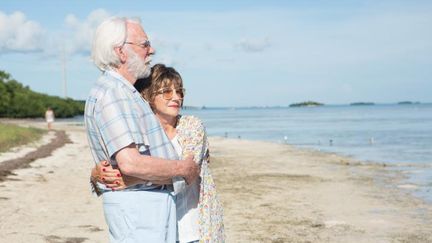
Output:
top-left (0, 120), bottom-right (431, 242)
top-left (0, 130), bottom-right (71, 181)
top-left (6, 117), bottom-right (430, 166)
top-left (1, 119), bottom-right (431, 205)
top-left (208, 137), bottom-right (432, 242)
top-left (218, 135), bottom-right (432, 205)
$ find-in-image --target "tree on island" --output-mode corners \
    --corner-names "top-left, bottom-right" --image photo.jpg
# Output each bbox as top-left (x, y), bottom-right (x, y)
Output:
top-left (289, 101), bottom-right (324, 107)
top-left (350, 102), bottom-right (375, 106)
top-left (398, 101), bottom-right (420, 105)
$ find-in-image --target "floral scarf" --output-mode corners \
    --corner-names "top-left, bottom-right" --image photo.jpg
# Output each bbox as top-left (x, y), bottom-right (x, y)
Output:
top-left (176, 115), bottom-right (225, 243)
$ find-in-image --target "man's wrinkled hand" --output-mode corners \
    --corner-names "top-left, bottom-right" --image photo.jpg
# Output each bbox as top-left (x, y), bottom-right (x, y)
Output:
top-left (181, 155), bottom-right (200, 185)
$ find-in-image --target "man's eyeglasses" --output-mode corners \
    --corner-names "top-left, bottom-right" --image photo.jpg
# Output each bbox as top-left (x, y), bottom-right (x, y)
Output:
top-left (123, 40), bottom-right (151, 49)
top-left (155, 87), bottom-right (185, 100)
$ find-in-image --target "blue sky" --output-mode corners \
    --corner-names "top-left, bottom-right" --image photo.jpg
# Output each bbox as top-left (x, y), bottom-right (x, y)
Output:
top-left (1, 0), bottom-right (431, 106)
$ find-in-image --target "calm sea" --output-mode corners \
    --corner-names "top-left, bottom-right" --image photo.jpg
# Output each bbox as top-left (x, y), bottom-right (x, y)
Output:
top-left (65, 104), bottom-right (432, 201)
top-left (182, 104), bottom-right (432, 202)
top-left (184, 104), bottom-right (432, 165)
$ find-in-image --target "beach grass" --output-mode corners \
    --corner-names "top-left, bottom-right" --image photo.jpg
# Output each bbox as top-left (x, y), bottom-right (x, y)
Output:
top-left (0, 123), bottom-right (46, 153)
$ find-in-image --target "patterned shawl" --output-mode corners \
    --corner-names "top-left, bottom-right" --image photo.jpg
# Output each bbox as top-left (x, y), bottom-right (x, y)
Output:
top-left (176, 115), bottom-right (225, 243)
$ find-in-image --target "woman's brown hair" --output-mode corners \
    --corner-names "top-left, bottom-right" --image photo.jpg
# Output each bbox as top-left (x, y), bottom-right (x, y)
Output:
top-left (140, 63), bottom-right (184, 108)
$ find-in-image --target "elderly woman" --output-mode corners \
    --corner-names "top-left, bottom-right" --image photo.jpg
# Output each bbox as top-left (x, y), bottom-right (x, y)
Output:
top-left (91, 64), bottom-right (225, 243)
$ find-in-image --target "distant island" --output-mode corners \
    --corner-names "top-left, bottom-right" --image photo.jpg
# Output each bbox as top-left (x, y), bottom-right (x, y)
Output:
top-left (289, 101), bottom-right (324, 107)
top-left (182, 106), bottom-right (204, 110)
top-left (398, 101), bottom-right (421, 105)
top-left (350, 102), bottom-right (375, 106)
top-left (183, 102), bottom-right (430, 110)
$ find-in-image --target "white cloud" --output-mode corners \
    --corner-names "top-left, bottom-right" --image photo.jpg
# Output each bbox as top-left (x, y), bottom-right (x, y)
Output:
top-left (0, 9), bottom-right (110, 56)
top-left (63, 9), bottom-right (111, 56)
top-left (0, 11), bottom-right (45, 53)
top-left (153, 54), bottom-right (182, 67)
top-left (235, 37), bottom-right (271, 52)
top-left (150, 33), bottom-right (182, 52)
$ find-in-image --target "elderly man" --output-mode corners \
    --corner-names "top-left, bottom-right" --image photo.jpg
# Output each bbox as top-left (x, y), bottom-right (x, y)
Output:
top-left (85, 17), bottom-right (199, 243)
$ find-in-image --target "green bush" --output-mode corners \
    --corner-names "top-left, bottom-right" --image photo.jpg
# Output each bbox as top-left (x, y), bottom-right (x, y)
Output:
top-left (0, 70), bottom-right (84, 118)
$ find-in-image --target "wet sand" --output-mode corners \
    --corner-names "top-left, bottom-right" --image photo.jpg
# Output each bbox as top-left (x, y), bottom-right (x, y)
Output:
top-left (209, 138), bottom-right (432, 242)
top-left (0, 120), bottom-right (431, 242)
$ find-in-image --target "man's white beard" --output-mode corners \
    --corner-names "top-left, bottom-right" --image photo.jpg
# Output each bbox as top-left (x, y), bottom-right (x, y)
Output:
top-left (126, 48), bottom-right (151, 80)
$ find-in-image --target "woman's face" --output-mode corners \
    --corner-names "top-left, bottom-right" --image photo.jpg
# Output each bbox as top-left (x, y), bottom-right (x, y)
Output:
top-left (152, 83), bottom-right (184, 120)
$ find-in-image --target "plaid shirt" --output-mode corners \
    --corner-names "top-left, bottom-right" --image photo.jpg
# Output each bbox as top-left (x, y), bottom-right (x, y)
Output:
top-left (85, 70), bottom-right (183, 193)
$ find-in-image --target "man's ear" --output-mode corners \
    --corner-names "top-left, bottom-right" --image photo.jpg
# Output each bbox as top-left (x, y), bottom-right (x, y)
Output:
top-left (115, 46), bottom-right (127, 63)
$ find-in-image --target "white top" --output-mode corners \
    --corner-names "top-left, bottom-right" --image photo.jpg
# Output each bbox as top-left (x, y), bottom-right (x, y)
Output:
top-left (45, 110), bottom-right (54, 122)
top-left (172, 135), bottom-right (200, 243)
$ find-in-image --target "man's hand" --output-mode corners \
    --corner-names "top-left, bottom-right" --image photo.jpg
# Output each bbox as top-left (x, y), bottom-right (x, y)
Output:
top-left (178, 155), bottom-right (200, 185)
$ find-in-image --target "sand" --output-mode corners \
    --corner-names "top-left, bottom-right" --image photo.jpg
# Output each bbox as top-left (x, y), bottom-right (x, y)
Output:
top-left (0, 120), bottom-right (431, 243)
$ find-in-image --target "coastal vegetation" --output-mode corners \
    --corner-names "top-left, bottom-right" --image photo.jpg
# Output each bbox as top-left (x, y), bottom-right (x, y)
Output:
top-left (350, 102), bottom-right (375, 106)
top-left (183, 105), bottom-right (206, 110)
top-left (0, 123), bottom-right (46, 153)
top-left (289, 101), bottom-right (324, 107)
top-left (0, 70), bottom-right (84, 118)
top-left (398, 101), bottom-right (421, 105)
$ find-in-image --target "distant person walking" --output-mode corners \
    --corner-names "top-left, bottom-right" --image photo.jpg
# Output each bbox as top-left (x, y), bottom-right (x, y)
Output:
top-left (45, 107), bottom-right (55, 130)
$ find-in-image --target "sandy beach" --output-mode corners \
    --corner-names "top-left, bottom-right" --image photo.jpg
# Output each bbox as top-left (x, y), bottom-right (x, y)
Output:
top-left (0, 120), bottom-right (431, 243)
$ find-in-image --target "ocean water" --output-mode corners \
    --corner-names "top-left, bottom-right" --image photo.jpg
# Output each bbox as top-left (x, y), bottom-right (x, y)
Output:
top-left (65, 104), bottom-right (432, 201)
top-left (182, 104), bottom-right (432, 202)
top-left (183, 104), bottom-right (432, 165)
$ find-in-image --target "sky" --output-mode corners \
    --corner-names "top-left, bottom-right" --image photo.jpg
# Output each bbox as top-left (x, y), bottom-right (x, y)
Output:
top-left (1, 0), bottom-right (431, 107)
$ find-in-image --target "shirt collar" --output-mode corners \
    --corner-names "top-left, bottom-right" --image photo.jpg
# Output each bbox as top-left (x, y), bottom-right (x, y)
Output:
top-left (105, 70), bottom-right (138, 93)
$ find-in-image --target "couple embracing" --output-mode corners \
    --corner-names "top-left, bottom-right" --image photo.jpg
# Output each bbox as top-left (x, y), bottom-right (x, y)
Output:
top-left (84, 17), bottom-right (224, 243)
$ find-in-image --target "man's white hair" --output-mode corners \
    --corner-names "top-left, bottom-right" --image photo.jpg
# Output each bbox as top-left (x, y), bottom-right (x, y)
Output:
top-left (91, 16), bottom-right (141, 71)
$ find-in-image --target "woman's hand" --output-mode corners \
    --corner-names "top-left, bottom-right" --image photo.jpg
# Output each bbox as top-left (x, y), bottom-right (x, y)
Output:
top-left (91, 161), bottom-right (126, 190)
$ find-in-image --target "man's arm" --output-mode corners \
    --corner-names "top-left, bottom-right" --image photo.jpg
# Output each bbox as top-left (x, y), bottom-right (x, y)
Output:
top-left (91, 161), bottom-right (172, 190)
top-left (115, 144), bottom-right (199, 185)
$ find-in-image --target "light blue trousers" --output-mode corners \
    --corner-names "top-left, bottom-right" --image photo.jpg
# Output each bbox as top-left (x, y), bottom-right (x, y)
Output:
top-left (103, 189), bottom-right (177, 243)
